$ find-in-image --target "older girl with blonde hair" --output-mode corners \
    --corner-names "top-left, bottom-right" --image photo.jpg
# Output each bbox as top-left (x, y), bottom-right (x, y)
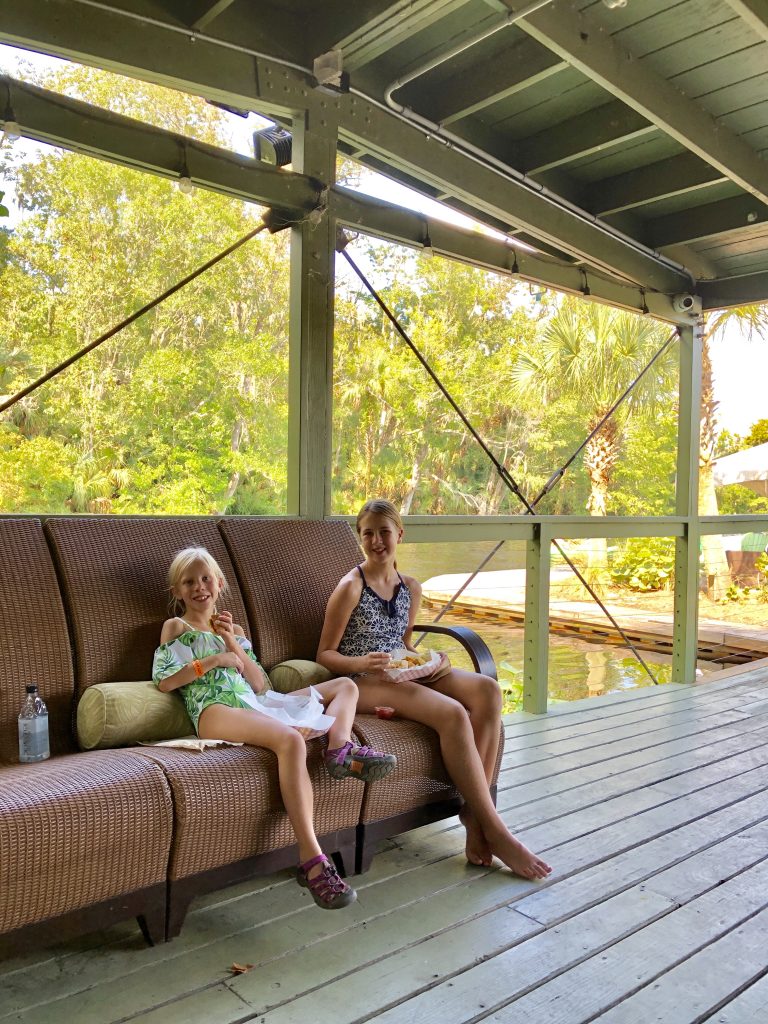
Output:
top-left (317, 500), bottom-right (551, 880)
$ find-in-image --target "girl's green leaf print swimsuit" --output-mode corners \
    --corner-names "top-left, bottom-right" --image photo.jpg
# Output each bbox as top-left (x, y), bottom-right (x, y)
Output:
top-left (152, 624), bottom-right (335, 739)
top-left (152, 628), bottom-right (261, 733)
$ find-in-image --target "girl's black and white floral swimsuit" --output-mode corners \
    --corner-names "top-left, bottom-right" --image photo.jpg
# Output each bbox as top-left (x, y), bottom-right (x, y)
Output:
top-left (338, 565), bottom-right (411, 659)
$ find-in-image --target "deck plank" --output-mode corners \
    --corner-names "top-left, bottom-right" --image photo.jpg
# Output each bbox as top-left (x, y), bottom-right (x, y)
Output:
top-left (4, 672), bottom-right (768, 1024)
top-left (483, 862), bottom-right (768, 1024)
top-left (591, 908), bottom-right (768, 1023)
top-left (701, 970), bottom-right (768, 1022)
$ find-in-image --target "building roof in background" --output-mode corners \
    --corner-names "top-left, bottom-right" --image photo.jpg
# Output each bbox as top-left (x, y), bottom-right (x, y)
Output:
top-left (713, 441), bottom-right (768, 496)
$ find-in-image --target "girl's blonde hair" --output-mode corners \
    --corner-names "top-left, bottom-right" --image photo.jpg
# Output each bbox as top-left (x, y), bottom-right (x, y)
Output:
top-left (168, 546), bottom-right (229, 615)
top-left (355, 498), bottom-right (403, 534)
top-left (356, 500), bottom-right (404, 568)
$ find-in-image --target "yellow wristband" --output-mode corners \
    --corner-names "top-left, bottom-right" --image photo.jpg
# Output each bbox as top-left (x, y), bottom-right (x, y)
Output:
top-left (192, 659), bottom-right (205, 678)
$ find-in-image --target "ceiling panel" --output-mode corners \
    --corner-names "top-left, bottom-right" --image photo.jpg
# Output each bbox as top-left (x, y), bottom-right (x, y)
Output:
top-left (3, 0), bottom-right (768, 307)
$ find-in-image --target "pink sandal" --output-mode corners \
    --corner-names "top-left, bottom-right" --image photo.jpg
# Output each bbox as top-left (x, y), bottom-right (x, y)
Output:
top-left (297, 854), bottom-right (357, 910)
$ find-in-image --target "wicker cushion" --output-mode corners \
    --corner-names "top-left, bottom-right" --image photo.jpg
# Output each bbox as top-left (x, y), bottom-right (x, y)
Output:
top-left (269, 660), bottom-right (331, 693)
top-left (77, 681), bottom-right (193, 750)
top-left (138, 742), bottom-right (363, 879)
top-left (219, 518), bottom-right (361, 668)
top-left (0, 751), bottom-right (172, 933)
top-left (0, 518), bottom-right (76, 762)
top-left (44, 517), bottom-right (249, 692)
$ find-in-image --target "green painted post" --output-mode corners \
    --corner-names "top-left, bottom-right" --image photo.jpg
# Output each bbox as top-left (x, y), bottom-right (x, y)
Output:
top-left (523, 525), bottom-right (551, 714)
top-left (672, 320), bottom-right (702, 682)
top-left (287, 106), bottom-right (337, 518)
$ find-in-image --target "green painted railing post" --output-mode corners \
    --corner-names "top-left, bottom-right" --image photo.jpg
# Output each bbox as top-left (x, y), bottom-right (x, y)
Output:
top-left (287, 107), bottom-right (337, 519)
top-left (523, 524), bottom-right (551, 714)
top-left (673, 320), bottom-right (703, 682)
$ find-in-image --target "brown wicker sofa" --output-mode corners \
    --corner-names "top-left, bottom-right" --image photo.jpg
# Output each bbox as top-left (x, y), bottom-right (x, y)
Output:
top-left (0, 515), bottom-right (500, 953)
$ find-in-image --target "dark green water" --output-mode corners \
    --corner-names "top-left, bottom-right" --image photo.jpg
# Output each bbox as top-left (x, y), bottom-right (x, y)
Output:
top-left (397, 541), bottom-right (695, 709)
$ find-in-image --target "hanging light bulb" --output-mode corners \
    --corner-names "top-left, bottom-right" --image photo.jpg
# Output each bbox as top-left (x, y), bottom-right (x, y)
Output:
top-left (2, 120), bottom-right (20, 143)
top-left (3, 86), bottom-right (20, 143)
top-left (603, 0), bottom-right (627, 8)
top-left (177, 142), bottom-right (194, 194)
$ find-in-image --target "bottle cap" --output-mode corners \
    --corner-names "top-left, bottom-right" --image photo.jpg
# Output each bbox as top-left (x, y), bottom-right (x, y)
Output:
top-left (25, 684), bottom-right (38, 693)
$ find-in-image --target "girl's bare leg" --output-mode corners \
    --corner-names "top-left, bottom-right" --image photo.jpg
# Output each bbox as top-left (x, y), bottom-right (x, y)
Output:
top-left (429, 669), bottom-right (502, 778)
top-left (429, 669), bottom-right (502, 866)
top-left (198, 705), bottom-right (324, 875)
top-left (355, 678), bottom-right (551, 880)
top-left (293, 676), bottom-right (358, 751)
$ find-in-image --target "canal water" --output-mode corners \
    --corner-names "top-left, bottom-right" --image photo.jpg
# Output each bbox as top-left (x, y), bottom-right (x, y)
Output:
top-left (397, 540), bottom-right (700, 711)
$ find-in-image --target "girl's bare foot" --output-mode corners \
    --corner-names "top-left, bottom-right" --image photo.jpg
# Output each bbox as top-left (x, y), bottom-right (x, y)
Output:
top-left (458, 805), bottom-right (493, 867)
top-left (487, 825), bottom-right (552, 880)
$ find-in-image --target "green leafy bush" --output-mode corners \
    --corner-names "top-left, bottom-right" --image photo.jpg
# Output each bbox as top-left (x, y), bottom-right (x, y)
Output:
top-left (758, 554), bottom-right (768, 604)
top-left (498, 660), bottom-right (523, 715)
top-left (610, 537), bottom-right (675, 592)
top-left (721, 583), bottom-right (752, 605)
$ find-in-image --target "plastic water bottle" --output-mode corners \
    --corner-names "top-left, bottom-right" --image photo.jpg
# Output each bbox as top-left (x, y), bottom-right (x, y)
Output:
top-left (18, 684), bottom-right (50, 763)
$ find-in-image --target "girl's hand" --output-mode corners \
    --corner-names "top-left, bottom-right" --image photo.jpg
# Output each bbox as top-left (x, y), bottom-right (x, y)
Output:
top-left (211, 610), bottom-right (234, 634)
top-left (212, 611), bottom-right (240, 650)
top-left (218, 650), bottom-right (244, 674)
top-left (360, 651), bottom-right (392, 674)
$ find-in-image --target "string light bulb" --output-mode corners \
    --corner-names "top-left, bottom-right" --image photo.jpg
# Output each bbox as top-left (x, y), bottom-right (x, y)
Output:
top-left (2, 120), bottom-right (20, 143)
top-left (177, 144), bottom-right (194, 194)
top-left (3, 83), bottom-right (20, 143)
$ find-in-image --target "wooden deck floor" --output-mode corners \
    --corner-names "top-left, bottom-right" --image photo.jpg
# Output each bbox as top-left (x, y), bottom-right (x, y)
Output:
top-left (4, 663), bottom-right (768, 1024)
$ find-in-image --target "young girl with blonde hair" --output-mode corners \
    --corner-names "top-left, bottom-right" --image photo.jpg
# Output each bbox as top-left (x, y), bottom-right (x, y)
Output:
top-left (153, 546), bottom-right (396, 910)
top-left (317, 501), bottom-right (551, 880)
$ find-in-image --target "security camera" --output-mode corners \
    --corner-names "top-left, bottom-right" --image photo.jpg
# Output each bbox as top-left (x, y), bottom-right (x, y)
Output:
top-left (672, 293), bottom-right (696, 314)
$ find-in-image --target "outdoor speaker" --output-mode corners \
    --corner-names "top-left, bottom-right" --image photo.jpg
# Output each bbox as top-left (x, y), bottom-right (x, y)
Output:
top-left (253, 127), bottom-right (292, 167)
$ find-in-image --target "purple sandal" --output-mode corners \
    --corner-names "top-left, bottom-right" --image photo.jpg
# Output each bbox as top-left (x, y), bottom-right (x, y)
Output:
top-left (324, 740), bottom-right (397, 781)
top-left (297, 854), bottom-right (357, 910)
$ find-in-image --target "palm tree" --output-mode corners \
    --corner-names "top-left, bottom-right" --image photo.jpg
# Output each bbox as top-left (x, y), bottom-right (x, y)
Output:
top-left (510, 298), bottom-right (677, 573)
top-left (700, 304), bottom-right (768, 598)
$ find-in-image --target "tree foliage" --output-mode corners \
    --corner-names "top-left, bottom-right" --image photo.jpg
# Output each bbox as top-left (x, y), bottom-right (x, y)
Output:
top-left (0, 66), bottom-right (692, 525)
top-left (1, 70), bottom-right (290, 514)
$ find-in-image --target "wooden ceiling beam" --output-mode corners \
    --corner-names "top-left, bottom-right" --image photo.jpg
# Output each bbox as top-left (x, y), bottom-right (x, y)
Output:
top-left (512, 0), bottom-right (768, 204)
top-left (416, 43), bottom-right (565, 124)
top-left (648, 194), bottom-right (768, 248)
top-left (725, 1), bottom-right (768, 43)
top-left (583, 153), bottom-right (726, 216)
top-left (521, 99), bottom-right (654, 175)
top-left (0, 74), bottom-right (320, 211)
top-left (190, 0), bottom-right (238, 32)
top-left (699, 270), bottom-right (768, 309)
top-left (0, 76), bottom-right (685, 321)
top-left (339, 92), bottom-right (690, 291)
top-left (333, 0), bottom-right (468, 70)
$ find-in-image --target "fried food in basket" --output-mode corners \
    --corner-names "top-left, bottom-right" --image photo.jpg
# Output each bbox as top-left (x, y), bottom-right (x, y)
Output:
top-left (389, 652), bottom-right (429, 669)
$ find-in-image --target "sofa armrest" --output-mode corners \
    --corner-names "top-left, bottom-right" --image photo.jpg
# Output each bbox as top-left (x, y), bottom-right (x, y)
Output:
top-left (414, 623), bottom-right (497, 680)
